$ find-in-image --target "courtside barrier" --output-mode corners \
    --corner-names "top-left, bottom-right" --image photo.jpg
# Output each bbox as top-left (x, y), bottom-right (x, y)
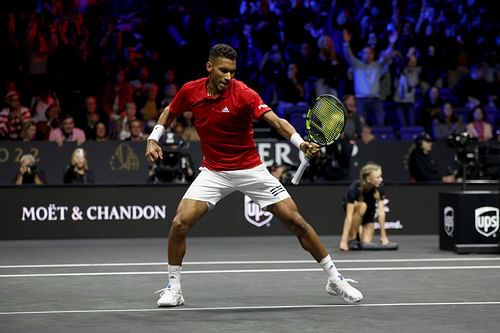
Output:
top-left (0, 182), bottom-right (496, 239)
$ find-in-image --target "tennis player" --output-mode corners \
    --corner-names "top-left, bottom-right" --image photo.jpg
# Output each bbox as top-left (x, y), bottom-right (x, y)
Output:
top-left (339, 163), bottom-right (390, 251)
top-left (145, 44), bottom-right (363, 306)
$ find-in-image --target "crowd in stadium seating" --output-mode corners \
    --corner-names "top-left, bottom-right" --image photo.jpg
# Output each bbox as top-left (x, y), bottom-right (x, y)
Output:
top-left (1, 0), bottom-right (499, 145)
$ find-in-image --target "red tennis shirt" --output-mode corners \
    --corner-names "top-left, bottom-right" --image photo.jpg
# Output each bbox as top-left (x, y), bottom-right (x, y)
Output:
top-left (168, 78), bottom-right (272, 171)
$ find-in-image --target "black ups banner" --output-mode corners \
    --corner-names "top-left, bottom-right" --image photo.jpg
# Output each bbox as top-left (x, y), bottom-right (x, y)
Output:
top-left (0, 183), bottom-right (497, 240)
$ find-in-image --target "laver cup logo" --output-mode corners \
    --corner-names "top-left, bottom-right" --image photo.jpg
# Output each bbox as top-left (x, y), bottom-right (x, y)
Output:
top-left (474, 206), bottom-right (499, 237)
top-left (443, 206), bottom-right (454, 237)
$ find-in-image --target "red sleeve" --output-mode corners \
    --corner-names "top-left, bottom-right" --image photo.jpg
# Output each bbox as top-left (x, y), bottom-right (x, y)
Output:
top-left (245, 87), bottom-right (272, 119)
top-left (168, 84), bottom-right (190, 117)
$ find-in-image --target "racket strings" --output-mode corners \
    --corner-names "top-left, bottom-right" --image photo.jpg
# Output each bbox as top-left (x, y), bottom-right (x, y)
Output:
top-left (306, 97), bottom-right (346, 145)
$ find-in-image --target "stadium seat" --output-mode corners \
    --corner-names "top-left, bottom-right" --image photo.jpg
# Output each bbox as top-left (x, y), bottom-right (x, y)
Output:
top-left (370, 126), bottom-right (396, 141)
top-left (400, 126), bottom-right (425, 141)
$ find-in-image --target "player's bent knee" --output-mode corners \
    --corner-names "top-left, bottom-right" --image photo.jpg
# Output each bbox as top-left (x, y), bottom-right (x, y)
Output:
top-left (170, 215), bottom-right (192, 236)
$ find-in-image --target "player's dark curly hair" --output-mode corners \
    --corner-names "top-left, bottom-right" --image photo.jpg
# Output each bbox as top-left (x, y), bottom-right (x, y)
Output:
top-left (209, 44), bottom-right (237, 61)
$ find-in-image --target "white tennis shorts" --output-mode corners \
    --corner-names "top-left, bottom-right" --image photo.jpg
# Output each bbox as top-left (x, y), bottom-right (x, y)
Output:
top-left (183, 163), bottom-right (290, 209)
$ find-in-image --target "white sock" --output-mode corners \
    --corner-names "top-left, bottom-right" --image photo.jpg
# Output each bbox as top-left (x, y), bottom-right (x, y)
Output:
top-left (168, 264), bottom-right (182, 289)
top-left (319, 255), bottom-right (341, 281)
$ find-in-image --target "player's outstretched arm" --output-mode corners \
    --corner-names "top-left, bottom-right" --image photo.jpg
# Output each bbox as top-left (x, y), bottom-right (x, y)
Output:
top-left (145, 106), bottom-right (176, 162)
top-left (261, 111), bottom-right (319, 159)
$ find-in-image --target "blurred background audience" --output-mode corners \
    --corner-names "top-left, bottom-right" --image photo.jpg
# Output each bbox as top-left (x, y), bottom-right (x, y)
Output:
top-left (0, 0), bottom-right (498, 145)
top-left (0, 0), bottom-right (500, 185)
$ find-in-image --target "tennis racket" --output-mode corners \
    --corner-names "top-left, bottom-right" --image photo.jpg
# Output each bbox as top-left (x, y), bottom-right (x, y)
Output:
top-left (291, 94), bottom-right (347, 185)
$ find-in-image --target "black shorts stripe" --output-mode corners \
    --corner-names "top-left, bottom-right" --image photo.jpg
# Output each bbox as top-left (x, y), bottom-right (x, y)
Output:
top-left (270, 185), bottom-right (285, 196)
top-left (271, 188), bottom-right (286, 196)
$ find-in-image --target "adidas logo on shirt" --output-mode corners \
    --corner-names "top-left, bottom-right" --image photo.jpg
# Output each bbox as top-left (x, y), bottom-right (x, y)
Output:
top-left (221, 106), bottom-right (230, 113)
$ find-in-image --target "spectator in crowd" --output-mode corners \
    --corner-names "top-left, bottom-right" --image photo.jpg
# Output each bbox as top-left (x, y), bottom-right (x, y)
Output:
top-left (63, 147), bottom-right (95, 184)
top-left (343, 94), bottom-right (363, 141)
top-left (393, 54), bottom-right (421, 128)
top-left (433, 102), bottom-right (464, 140)
top-left (21, 121), bottom-right (37, 141)
top-left (126, 119), bottom-right (147, 141)
top-left (163, 68), bottom-right (179, 92)
top-left (130, 66), bottom-right (151, 105)
top-left (161, 83), bottom-right (178, 107)
top-left (14, 154), bottom-right (45, 185)
top-left (39, 104), bottom-right (61, 140)
top-left (92, 121), bottom-right (109, 141)
top-left (139, 83), bottom-right (161, 132)
top-left (0, 91), bottom-right (32, 140)
top-left (339, 163), bottom-right (390, 251)
top-left (453, 64), bottom-right (490, 110)
top-left (99, 17), bottom-right (126, 68)
top-left (361, 125), bottom-right (376, 144)
top-left (0, 0), bottom-right (498, 148)
top-left (315, 34), bottom-right (345, 97)
top-left (414, 1), bottom-right (447, 88)
top-left (27, 32), bottom-right (54, 96)
top-left (110, 101), bottom-right (138, 140)
top-left (102, 68), bottom-right (132, 121)
top-left (49, 114), bottom-right (86, 146)
top-left (275, 63), bottom-right (308, 118)
top-left (259, 44), bottom-right (288, 106)
top-left (76, 95), bottom-right (105, 139)
top-left (408, 133), bottom-right (455, 182)
top-left (29, 87), bottom-right (58, 124)
top-left (292, 41), bottom-right (317, 81)
top-left (419, 86), bottom-right (442, 136)
top-left (465, 105), bottom-right (493, 142)
top-left (342, 29), bottom-right (398, 126)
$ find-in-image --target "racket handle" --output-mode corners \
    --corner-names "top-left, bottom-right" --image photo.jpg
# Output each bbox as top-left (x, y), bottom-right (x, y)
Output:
top-left (291, 158), bottom-right (310, 185)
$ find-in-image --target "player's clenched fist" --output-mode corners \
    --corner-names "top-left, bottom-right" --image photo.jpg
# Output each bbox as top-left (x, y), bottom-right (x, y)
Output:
top-left (300, 142), bottom-right (320, 160)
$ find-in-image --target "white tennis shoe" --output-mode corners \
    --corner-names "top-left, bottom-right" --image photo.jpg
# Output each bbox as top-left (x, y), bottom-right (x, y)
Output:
top-left (326, 275), bottom-right (363, 303)
top-left (155, 285), bottom-right (185, 307)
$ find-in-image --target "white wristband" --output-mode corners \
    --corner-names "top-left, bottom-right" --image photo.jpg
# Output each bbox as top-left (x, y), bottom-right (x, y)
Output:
top-left (290, 132), bottom-right (305, 149)
top-left (147, 124), bottom-right (165, 142)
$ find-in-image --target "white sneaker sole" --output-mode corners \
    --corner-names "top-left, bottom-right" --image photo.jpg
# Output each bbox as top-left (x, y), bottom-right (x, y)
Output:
top-left (157, 295), bottom-right (185, 307)
top-left (326, 281), bottom-right (363, 304)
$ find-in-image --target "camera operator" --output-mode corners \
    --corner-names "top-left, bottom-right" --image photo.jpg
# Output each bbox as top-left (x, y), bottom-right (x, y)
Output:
top-left (308, 134), bottom-right (353, 181)
top-left (408, 133), bottom-right (455, 183)
top-left (148, 132), bottom-right (195, 184)
top-left (14, 154), bottom-right (44, 185)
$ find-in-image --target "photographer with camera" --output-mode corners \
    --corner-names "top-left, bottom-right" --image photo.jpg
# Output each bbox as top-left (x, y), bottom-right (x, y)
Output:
top-left (307, 133), bottom-right (353, 182)
top-left (14, 154), bottom-right (44, 185)
top-left (408, 133), bottom-right (455, 183)
top-left (148, 132), bottom-right (195, 184)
